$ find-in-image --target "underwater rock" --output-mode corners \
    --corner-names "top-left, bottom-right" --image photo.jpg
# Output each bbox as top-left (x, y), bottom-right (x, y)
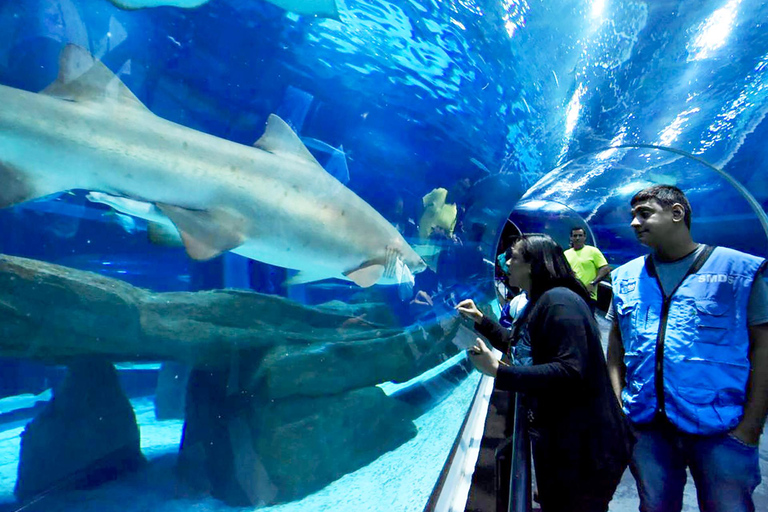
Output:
top-left (0, 255), bottom-right (144, 362)
top-left (178, 367), bottom-right (278, 506)
top-left (314, 298), bottom-right (400, 326)
top-left (153, 362), bottom-right (191, 420)
top-left (0, 253), bottom-right (465, 505)
top-left (0, 254), bottom-right (402, 365)
top-left (178, 375), bottom-right (419, 505)
top-left (254, 386), bottom-right (419, 502)
top-left (14, 357), bottom-right (145, 501)
top-left (257, 324), bottom-right (451, 399)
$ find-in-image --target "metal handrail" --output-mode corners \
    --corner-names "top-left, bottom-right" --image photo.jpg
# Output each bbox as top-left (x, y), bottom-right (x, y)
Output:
top-left (507, 392), bottom-right (531, 512)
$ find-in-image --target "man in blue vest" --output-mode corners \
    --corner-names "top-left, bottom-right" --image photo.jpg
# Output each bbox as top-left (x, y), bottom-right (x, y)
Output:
top-left (606, 185), bottom-right (768, 512)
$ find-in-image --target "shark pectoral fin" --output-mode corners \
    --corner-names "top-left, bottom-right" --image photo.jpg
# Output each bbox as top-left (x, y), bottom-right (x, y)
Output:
top-left (156, 204), bottom-right (246, 261)
top-left (41, 44), bottom-right (150, 112)
top-left (343, 264), bottom-right (386, 288)
top-left (253, 115), bottom-right (322, 167)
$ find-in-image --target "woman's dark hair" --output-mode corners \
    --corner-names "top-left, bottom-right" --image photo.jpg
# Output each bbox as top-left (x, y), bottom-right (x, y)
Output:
top-left (515, 234), bottom-right (591, 304)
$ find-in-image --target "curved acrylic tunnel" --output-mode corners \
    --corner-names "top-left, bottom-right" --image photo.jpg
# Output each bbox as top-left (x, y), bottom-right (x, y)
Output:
top-left (0, 1), bottom-right (768, 512)
top-left (509, 145), bottom-right (768, 261)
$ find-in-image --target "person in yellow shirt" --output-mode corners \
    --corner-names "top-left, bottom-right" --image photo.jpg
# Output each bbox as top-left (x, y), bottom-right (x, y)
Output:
top-left (563, 227), bottom-right (610, 301)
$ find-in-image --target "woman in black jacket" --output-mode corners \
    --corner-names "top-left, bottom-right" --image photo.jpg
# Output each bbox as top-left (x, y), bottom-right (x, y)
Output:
top-left (457, 234), bottom-right (632, 512)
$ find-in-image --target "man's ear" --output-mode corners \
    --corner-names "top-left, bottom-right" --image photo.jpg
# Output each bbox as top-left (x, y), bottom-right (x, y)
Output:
top-left (671, 203), bottom-right (686, 223)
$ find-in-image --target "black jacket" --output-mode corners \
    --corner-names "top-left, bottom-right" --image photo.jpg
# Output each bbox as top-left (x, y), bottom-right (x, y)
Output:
top-left (475, 287), bottom-right (633, 503)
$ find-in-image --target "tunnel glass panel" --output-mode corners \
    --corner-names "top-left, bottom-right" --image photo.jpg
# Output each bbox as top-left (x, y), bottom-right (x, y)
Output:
top-left (513, 145), bottom-right (768, 264)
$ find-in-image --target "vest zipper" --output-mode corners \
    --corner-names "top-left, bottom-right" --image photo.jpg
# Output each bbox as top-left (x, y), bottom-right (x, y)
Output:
top-left (655, 298), bottom-right (671, 416)
top-left (644, 245), bottom-right (714, 421)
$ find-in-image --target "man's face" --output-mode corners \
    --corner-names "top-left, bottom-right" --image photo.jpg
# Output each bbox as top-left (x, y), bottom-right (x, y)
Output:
top-left (570, 229), bottom-right (586, 250)
top-left (630, 199), bottom-right (682, 249)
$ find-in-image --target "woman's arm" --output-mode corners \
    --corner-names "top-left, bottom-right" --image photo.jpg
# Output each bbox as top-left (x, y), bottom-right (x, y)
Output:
top-left (474, 315), bottom-right (514, 353)
top-left (455, 299), bottom-right (512, 353)
top-left (495, 296), bottom-right (589, 393)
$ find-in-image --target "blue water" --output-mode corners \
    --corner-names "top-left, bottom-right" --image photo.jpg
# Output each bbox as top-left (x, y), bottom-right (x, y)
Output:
top-left (1, 0), bottom-right (768, 510)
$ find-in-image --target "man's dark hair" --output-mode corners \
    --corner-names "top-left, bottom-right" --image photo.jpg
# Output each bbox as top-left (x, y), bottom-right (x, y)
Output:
top-left (631, 185), bottom-right (692, 229)
top-left (516, 234), bottom-right (590, 305)
top-left (570, 226), bottom-right (586, 235)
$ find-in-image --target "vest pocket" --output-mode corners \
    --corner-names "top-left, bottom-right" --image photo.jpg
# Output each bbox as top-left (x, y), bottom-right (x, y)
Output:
top-left (694, 300), bottom-right (731, 344)
top-left (675, 386), bottom-right (723, 432)
top-left (617, 302), bottom-right (639, 339)
top-left (677, 385), bottom-right (717, 405)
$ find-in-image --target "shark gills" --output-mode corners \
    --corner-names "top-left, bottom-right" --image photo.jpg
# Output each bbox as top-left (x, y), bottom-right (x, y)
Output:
top-left (0, 45), bottom-right (425, 288)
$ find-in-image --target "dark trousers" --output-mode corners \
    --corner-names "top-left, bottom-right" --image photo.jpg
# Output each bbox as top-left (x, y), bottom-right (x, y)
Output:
top-left (533, 441), bottom-right (626, 512)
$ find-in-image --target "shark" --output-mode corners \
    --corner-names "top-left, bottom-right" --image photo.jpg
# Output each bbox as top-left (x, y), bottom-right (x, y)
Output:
top-left (0, 45), bottom-right (426, 288)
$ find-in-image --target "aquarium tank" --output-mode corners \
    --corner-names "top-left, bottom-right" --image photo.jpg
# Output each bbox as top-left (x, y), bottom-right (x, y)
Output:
top-left (0, 0), bottom-right (766, 511)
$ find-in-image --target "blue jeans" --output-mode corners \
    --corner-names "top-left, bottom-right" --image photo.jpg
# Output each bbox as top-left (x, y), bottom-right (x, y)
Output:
top-left (630, 419), bottom-right (761, 512)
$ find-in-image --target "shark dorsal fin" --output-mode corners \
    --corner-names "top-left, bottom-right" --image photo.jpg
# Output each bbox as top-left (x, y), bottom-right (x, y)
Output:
top-left (253, 114), bottom-right (322, 167)
top-left (41, 44), bottom-right (149, 112)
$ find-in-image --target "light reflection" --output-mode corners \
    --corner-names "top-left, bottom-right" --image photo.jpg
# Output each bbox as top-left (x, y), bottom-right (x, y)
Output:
top-left (555, 83), bottom-right (587, 165)
top-left (696, 52), bottom-right (768, 158)
top-left (597, 128), bottom-right (627, 160)
top-left (658, 107), bottom-right (700, 146)
top-left (591, 0), bottom-right (606, 20)
top-left (688, 0), bottom-right (741, 62)
top-left (516, 200), bottom-right (568, 212)
top-left (501, 0), bottom-right (529, 38)
top-left (616, 181), bottom-right (649, 197)
top-left (450, 18), bottom-right (466, 30)
top-left (564, 84), bottom-right (586, 140)
top-left (457, 0), bottom-right (483, 16)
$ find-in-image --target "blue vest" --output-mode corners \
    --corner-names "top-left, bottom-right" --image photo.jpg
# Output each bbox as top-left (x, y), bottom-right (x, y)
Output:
top-left (611, 246), bottom-right (765, 435)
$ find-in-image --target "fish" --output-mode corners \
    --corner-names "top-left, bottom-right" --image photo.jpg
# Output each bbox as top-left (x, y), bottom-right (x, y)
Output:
top-left (0, 44), bottom-right (426, 288)
top-left (105, 0), bottom-right (340, 19)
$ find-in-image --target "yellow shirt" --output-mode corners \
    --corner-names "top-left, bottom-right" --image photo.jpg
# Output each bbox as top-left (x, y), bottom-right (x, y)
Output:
top-left (564, 245), bottom-right (608, 299)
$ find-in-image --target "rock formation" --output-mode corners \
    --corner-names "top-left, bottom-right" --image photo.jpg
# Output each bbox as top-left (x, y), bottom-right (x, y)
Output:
top-left (0, 253), bottom-right (470, 505)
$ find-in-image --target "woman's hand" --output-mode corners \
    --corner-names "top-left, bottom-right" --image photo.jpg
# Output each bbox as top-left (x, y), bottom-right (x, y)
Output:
top-left (455, 299), bottom-right (484, 323)
top-left (467, 338), bottom-right (499, 377)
